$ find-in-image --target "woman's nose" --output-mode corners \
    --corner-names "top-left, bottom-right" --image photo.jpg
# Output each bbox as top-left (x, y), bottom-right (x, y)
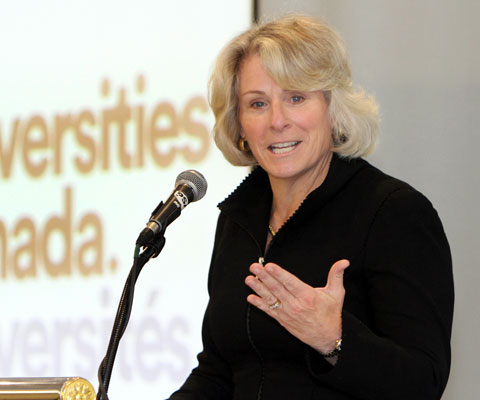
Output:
top-left (270, 101), bottom-right (289, 131)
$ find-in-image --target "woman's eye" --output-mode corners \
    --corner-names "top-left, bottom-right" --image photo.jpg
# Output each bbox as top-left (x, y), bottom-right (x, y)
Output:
top-left (291, 95), bottom-right (304, 103)
top-left (251, 101), bottom-right (265, 108)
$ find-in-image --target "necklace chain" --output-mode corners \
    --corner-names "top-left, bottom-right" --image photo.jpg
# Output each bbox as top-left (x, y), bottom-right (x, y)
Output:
top-left (268, 224), bottom-right (277, 237)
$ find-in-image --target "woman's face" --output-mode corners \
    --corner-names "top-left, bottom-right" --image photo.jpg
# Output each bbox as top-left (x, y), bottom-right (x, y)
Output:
top-left (238, 54), bottom-right (333, 186)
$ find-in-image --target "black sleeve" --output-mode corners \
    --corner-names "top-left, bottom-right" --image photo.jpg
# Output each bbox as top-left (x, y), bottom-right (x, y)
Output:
top-left (168, 214), bottom-right (234, 400)
top-left (168, 303), bottom-right (233, 399)
top-left (307, 188), bottom-right (454, 400)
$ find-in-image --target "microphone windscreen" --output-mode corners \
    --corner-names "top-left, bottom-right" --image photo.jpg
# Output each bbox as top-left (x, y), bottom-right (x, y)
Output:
top-left (175, 170), bottom-right (207, 202)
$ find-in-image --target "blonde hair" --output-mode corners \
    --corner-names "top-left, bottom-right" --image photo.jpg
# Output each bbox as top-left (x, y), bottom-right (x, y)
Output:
top-left (209, 14), bottom-right (379, 166)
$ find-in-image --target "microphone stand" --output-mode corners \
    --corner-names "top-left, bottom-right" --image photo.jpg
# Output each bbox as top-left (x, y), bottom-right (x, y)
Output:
top-left (96, 230), bottom-right (166, 400)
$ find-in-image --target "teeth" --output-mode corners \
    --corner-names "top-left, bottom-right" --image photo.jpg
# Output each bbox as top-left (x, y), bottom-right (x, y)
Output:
top-left (270, 141), bottom-right (299, 154)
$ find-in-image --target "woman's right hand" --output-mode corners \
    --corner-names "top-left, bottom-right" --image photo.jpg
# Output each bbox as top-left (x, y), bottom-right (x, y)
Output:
top-left (245, 259), bottom-right (350, 355)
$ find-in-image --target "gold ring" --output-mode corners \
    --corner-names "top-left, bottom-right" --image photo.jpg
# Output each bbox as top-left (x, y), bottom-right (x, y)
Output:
top-left (269, 299), bottom-right (281, 310)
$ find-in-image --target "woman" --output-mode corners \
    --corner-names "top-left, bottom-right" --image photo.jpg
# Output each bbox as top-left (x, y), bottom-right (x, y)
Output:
top-left (169, 15), bottom-right (454, 400)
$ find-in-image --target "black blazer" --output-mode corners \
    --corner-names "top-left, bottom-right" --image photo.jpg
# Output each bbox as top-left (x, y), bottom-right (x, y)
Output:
top-left (169, 155), bottom-right (454, 400)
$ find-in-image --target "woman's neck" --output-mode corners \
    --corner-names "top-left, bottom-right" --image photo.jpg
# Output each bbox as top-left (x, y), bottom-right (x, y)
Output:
top-left (268, 152), bottom-right (333, 233)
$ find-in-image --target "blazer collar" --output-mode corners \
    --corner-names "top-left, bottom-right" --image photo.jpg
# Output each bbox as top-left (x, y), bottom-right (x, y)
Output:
top-left (218, 154), bottom-right (369, 248)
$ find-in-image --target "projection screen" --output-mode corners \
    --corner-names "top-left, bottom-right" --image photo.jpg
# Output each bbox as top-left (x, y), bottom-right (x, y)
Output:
top-left (0, 1), bottom-right (252, 398)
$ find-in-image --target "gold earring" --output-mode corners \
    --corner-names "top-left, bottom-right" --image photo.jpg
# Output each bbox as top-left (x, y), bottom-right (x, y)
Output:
top-left (333, 127), bottom-right (347, 144)
top-left (239, 137), bottom-right (249, 152)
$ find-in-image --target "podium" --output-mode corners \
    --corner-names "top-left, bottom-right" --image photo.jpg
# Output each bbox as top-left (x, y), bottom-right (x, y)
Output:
top-left (0, 377), bottom-right (95, 400)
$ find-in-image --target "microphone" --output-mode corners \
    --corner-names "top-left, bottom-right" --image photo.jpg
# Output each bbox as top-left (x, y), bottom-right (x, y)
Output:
top-left (136, 170), bottom-right (207, 246)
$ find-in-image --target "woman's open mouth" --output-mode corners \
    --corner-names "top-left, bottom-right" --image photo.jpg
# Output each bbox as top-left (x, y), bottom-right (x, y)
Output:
top-left (269, 141), bottom-right (300, 154)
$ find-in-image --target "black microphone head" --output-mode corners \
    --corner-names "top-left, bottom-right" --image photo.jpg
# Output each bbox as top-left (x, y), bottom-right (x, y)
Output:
top-left (175, 170), bottom-right (207, 202)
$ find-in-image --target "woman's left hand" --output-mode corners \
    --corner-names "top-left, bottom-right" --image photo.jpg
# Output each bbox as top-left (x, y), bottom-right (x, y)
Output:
top-left (245, 259), bottom-right (349, 354)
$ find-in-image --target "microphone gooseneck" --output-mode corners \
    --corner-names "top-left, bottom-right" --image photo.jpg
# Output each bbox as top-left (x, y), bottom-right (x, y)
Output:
top-left (97, 170), bottom-right (207, 400)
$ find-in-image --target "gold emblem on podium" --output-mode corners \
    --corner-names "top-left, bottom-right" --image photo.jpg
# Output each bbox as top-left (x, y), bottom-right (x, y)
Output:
top-left (61, 377), bottom-right (96, 400)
